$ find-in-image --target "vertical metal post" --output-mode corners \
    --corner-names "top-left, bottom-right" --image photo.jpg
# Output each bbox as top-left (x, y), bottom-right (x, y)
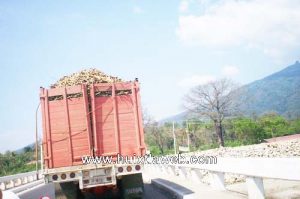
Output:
top-left (82, 84), bottom-right (93, 156)
top-left (112, 83), bottom-right (120, 154)
top-left (134, 81), bottom-right (146, 154)
top-left (35, 103), bottom-right (40, 180)
top-left (44, 89), bottom-right (53, 168)
top-left (132, 82), bottom-right (142, 155)
top-left (172, 121), bottom-right (176, 154)
top-left (40, 143), bottom-right (43, 173)
top-left (64, 87), bottom-right (73, 165)
top-left (91, 84), bottom-right (99, 155)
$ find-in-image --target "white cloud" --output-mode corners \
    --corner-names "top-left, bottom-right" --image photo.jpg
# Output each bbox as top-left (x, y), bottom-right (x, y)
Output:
top-left (222, 66), bottom-right (239, 77)
top-left (176, 0), bottom-right (300, 58)
top-left (133, 6), bottom-right (143, 14)
top-left (178, 75), bottom-right (216, 88)
top-left (179, 0), bottom-right (189, 13)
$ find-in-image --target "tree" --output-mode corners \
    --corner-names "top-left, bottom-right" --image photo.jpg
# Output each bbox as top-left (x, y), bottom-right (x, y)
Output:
top-left (184, 79), bottom-right (238, 147)
top-left (288, 118), bottom-right (300, 134)
top-left (144, 114), bottom-right (168, 155)
top-left (258, 112), bottom-right (288, 138)
top-left (24, 146), bottom-right (32, 153)
top-left (231, 117), bottom-right (264, 144)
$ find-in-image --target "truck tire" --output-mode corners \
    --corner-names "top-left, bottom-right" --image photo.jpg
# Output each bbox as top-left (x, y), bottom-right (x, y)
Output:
top-left (55, 181), bottom-right (84, 199)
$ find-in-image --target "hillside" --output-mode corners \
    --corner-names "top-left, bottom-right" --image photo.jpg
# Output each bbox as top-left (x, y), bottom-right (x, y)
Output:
top-left (159, 112), bottom-right (189, 124)
top-left (238, 61), bottom-right (300, 118)
top-left (161, 61), bottom-right (300, 123)
top-left (0, 147), bottom-right (36, 177)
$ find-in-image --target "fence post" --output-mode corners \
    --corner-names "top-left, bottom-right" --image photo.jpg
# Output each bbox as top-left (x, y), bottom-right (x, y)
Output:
top-left (168, 165), bottom-right (177, 176)
top-left (10, 180), bottom-right (15, 188)
top-left (178, 167), bottom-right (188, 179)
top-left (246, 177), bottom-right (265, 199)
top-left (190, 169), bottom-right (203, 184)
top-left (211, 172), bottom-right (226, 190)
top-left (0, 182), bottom-right (6, 190)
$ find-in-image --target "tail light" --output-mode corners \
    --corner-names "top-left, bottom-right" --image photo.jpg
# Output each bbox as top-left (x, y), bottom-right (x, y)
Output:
top-left (126, 166), bottom-right (132, 172)
top-left (61, 173), bottom-right (67, 180)
top-left (118, 167), bottom-right (124, 173)
top-left (135, 165), bottom-right (141, 171)
top-left (52, 174), bottom-right (58, 181)
top-left (70, 172), bottom-right (75, 178)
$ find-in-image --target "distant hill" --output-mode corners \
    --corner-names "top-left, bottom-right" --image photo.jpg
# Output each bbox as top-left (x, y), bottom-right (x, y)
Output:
top-left (238, 61), bottom-right (300, 118)
top-left (160, 61), bottom-right (300, 123)
top-left (15, 143), bottom-right (35, 154)
top-left (159, 112), bottom-right (189, 124)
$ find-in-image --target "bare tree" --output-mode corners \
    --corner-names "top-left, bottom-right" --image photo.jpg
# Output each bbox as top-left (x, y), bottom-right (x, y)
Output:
top-left (184, 79), bottom-right (238, 147)
top-left (143, 110), bottom-right (170, 154)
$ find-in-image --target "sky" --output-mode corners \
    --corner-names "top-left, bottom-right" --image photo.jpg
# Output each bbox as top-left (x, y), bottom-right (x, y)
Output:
top-left (0, 0), bottom-right (300, 152)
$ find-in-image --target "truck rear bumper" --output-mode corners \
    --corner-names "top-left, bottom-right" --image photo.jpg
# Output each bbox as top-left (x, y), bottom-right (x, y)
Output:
top-left (43, 163), bottom-right (143, 189)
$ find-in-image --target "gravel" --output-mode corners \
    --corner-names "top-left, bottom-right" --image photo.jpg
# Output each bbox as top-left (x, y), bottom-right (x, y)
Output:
top-left (189, 139), bottom-right (300, 184)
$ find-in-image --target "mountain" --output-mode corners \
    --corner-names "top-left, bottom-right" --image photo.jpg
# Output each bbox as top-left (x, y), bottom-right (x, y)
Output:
top-left (14, 143), bottom-right (35, 154)
top-left (160, 61), bottom-right (300, 123)
top-left (238, 61), bottom-right (300, 118)
top-left (159, 112), bottom-right (189, 124)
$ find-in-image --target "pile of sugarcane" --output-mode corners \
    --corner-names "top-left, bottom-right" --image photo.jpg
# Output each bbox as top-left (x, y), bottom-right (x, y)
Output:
top-left (51, 68), bottom-right (123, 88)
top-left (49, 68), bottom-right (128, 100)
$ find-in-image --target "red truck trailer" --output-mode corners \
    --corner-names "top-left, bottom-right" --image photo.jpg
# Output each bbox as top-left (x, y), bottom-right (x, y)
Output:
top-left (40, 80), bottom-right (146, 198)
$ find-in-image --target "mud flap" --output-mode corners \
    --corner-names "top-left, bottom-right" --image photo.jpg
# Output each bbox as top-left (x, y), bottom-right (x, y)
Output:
top-left (118, 173), bottom-right (144, 199)
top-left (55, 181), bottom-right (84, 199)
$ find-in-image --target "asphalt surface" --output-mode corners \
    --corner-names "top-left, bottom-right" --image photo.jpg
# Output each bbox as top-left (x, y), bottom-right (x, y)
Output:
top-left (143, 183), bottom-right (171, 199)
top-left (15, 180), bottom-right (171, 199)
top-left (87, 183), bottom-right (172, 199)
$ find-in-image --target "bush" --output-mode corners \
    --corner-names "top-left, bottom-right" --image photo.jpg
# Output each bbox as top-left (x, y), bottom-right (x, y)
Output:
top-left (258, 113), bottom-right (289, 138)
top-left (148, 146), bottom-right (161, 156)
top-left (0, 151), bottom-right (38, 177)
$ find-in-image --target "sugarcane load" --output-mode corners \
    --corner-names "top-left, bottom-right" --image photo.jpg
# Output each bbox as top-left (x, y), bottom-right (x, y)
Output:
top-left (40, 68), bottom-right (146, 198)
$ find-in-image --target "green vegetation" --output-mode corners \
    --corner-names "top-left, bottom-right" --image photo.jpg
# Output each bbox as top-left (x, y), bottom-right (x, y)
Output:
top-left (0, 146), bottom-right (38, 177)
top-left (2, 114), bottom-right (299, 176)
top-left (145, 113), bottom-right (300, 155)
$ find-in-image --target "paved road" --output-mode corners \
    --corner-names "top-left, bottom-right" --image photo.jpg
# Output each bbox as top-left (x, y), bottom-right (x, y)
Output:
top-left (143, 183), bottom-right (171, 199)
top-left (16, 182), bottom-right (171, 199)
top-left (144, 169), bottom-right (246, 199)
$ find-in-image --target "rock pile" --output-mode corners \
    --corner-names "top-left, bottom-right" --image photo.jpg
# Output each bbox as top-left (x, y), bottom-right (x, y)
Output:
top-left (194, 139), bottom-right (300, 158)
top-left (189, 139), bottom-right (300, 185)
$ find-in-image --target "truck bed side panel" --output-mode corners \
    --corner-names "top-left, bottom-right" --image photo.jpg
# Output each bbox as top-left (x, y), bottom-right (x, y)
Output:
top-left (41, 81), bottom-right (145, 169)
top-left (91, 82), bottom-right (145, 157)
top-left (40, 85), bottom-right (93, 168)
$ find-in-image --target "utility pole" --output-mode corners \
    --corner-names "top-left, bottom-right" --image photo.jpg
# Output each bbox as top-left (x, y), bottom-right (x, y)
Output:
top-left (186, 120), bottom-right (190, 152)
top-left (172, 121), bottom-right (177, 154)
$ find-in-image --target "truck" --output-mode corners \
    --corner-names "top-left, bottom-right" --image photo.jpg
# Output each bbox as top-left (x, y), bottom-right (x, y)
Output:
top-left (39, 80), bottom-right (146, 198)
